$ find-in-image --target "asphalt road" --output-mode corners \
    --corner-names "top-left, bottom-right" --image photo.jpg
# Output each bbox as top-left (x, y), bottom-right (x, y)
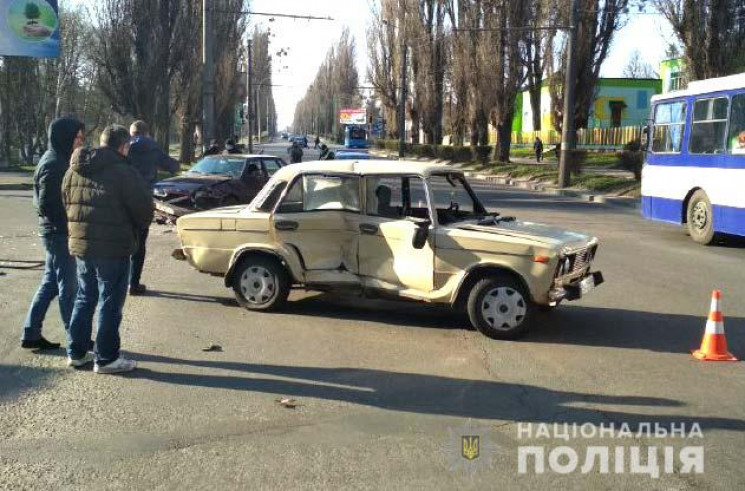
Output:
top-left (1, 180), bottom-right (744, 490)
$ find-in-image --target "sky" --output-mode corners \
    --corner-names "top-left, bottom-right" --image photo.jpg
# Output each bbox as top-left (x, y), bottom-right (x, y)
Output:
top-left (67, 0), bottom-right (679, 130)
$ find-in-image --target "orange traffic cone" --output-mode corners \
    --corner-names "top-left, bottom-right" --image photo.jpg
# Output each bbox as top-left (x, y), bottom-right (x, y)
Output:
top-left (692, 290), bottom-right (738, 362)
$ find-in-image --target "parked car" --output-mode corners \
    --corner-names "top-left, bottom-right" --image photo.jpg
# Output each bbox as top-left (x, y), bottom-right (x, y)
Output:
top-left (153, 154), bottom-right (285, 219)
top-left (291, 135), bottom-right (308, 148)
top-left (173, 161), bottom-right (603, 339)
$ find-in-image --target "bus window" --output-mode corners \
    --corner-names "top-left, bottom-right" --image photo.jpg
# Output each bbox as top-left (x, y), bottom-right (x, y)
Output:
top-left (729, 94), bottom-right (745, 155)
top-left (690, 97), bottom-right (729, 154)
top-left (652, 101), bottom-right (686, 153)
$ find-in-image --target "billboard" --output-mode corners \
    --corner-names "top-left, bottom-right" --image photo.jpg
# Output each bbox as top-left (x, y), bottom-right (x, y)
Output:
top-left (339, 108), bottom-right (367, 125)
top-left (0, 0), bottom-right (60, 58)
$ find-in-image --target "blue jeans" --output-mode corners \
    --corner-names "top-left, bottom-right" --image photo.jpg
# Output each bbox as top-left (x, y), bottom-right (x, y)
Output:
top-left (22, 234), bottom-right (77, 341)
top-left (67, 257), bottom-right (130, 365)
top-left (129, 227), bottom-right (149, 287)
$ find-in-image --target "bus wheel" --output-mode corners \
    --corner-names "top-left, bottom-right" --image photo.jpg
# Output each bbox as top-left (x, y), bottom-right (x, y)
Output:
top-left (686, 190), bottom-right (716, 245)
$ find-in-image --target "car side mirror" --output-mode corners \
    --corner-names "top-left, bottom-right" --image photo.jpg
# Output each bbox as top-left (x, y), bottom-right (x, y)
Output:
top-left (407, 217), bottom-right (431, 249)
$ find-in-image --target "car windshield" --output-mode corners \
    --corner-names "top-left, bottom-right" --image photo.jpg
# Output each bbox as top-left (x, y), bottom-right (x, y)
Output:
top-left (188, 157), bottom-right (246, 179)
top-left (429, 173), bottom-right (487, 225)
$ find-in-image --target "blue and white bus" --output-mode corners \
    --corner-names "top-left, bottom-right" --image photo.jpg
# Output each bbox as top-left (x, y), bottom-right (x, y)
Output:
top-left (344, 125), bottom-right (368, 149)
top-left (642, 73), bottom-right (745, 244)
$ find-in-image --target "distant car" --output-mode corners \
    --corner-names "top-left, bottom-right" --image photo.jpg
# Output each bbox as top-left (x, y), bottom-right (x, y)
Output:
top-left (334, 150), bottom-right (371, 160)
top-left (174, 160), bottom-right (604, 340)
top-left (291, 135), bottom-right (308, 148)
top-left (281, 132), bottom-right (289, 140)
top-left (152, 154), bottom-right (285, 219)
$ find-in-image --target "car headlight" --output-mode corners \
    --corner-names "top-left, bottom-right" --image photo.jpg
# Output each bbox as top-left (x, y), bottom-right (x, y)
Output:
top-left (153, 188), bottom-right (167, 197)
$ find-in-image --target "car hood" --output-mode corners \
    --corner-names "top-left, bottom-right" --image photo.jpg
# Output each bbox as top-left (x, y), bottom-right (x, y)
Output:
top-left (154, 174), bottom-right (233, 193)
top-left (454, 219), bottom-right (595, 250)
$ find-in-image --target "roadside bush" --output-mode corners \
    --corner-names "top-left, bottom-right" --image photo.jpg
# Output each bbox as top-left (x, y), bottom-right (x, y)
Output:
top-left (474, 145), bottom-right (492, 164)
top-left (418, 144), bottom-right (436, 158)
top-left (438, 145), bottom-right (455, 161)
top-left (619, 140), bottom-right (643, 181)
top-left (452, 146), bottom-right (473, 163)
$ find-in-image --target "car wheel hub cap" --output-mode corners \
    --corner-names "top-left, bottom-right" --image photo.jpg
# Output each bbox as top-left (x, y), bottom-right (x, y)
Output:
top-left (692, 203), bottom-right (708, 231)
top-left (481, 287), bottom-right (527, 330)
top-left (239, 266), bottom-right (276, 305)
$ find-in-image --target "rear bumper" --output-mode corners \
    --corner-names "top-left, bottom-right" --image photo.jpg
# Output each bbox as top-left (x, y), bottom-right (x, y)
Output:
top-left (548, 271), bottom-right (604, 303)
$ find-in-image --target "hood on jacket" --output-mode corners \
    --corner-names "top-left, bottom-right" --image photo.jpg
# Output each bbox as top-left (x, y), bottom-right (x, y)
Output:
top-left (70, 146), bottom-right (126, 178)
top-left (47, 117), bottom-right (84, 167)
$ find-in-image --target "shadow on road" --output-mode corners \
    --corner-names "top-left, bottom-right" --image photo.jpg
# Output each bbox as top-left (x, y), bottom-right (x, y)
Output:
top-left (283, 293), bottom-right (464, 331)
top-left (274, 294), bottom-right (744, 356)
top-left (126, 353), bottom-right (745, 432)
top-left (144, 289), bottom-right (238, 307)
top-left (527, 305), bottom-right (745, 355)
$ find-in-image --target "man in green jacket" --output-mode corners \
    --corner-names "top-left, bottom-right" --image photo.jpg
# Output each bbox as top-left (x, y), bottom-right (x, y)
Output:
top-left (62, 125), bottom-right (154, 373)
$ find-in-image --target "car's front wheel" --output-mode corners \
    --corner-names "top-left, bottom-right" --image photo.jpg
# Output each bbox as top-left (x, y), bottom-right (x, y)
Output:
top-left (232, 256), bottom-right (290, 312)
top-left (467, 274), bottom-right (533, 340)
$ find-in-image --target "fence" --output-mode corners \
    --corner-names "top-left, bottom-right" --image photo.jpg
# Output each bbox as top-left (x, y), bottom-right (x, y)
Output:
top-left (510, 125), bottom-right (643, 150)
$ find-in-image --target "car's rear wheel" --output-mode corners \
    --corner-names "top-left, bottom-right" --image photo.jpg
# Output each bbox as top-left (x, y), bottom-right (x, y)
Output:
top-left (232, 256), bottom-right (290, 312)
top-left (686, 190), bottom-right (716, 245)
top-left (467, 274), bottom-right (533, 340)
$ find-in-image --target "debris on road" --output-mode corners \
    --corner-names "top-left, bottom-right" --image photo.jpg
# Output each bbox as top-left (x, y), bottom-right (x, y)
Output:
top-left (275, 398), bottom-right (301, 409)
top-left (201, 344), bottom-right (223, 352)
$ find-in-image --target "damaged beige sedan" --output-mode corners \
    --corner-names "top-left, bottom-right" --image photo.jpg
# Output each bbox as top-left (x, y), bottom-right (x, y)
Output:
top-left (174, 161), bottom-right (603, 339)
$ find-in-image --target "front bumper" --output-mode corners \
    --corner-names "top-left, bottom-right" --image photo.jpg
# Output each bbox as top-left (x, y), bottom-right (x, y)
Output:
top-left (548, 271), bottom-right (604, 303)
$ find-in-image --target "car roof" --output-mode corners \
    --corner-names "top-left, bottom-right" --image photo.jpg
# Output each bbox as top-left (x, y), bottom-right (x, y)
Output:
top-left (273, 160), bottom-right (454, 179)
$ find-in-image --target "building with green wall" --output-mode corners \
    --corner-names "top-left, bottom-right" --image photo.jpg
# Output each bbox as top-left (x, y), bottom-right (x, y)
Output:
top-left (513, 78), bottom-right (662, 133)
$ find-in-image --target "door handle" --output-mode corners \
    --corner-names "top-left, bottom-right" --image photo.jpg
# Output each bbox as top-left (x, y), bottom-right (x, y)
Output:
top-left (359, 223), bottom-right (379, 235)
top-left (275, 220), bottom-right (299, 231)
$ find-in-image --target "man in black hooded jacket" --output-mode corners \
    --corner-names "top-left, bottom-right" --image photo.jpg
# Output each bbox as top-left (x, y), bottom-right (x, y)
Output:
top-left (21, 117), bottom-right (85, 350)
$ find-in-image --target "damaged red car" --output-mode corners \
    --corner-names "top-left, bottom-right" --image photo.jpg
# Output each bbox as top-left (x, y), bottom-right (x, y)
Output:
top-left (152, 154), bottom-right (285, 220)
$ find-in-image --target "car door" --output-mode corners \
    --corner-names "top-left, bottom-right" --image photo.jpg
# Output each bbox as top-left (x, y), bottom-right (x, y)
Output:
top-left (358, 175), bottom-right (435, 293)
top-left (272, 173), bottom-right (362, 279)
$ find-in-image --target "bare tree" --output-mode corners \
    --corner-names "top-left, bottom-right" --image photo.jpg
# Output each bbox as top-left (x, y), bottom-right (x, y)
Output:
top-left (549, 0), bottom-right (630, 131)
top-left (653, 0), bottom-right (745, 80)
top-left (622, 49), bottom-right (658, 78)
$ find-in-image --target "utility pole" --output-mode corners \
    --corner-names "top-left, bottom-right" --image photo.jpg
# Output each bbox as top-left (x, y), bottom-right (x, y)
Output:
top-left (558, 0), bottom-right (579, 188)
top-left (256, 86), bottom-right (261, 144)
top-left (397, 1), bottom-right (407, 158)
top-left (247, 39), bottom-right (254, 153)
top-left (202, 0), bottom-right (215, 153)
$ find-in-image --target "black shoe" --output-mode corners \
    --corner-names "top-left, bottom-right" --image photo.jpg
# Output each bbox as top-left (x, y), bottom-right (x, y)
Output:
top-left (21, 336), bottom-right (61, 350)
top-left (129, 284), bottom-right (147, 296)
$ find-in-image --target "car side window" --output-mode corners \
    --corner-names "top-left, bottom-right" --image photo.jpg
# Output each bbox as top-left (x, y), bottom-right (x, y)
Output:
top-left (365, 176), bottom-right (429, 220)
top-left (243, 160), bottom-right (262, 179)
top-left (276, 177), bottom-right (303, 213)
top-left (262, 159), bottom-right (282, 176)
top-left (276, 175), bottom-right (360, 213)
top-left (304, 175), bottom-right (360, 212)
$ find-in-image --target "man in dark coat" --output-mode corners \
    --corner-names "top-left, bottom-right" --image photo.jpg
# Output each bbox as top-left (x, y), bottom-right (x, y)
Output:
top-left (533, 136), bottom-right (544, 162)
top-left (289, 141), bottom-right (303, 164)
top-left (127, 120), bottom-right (179, 295)
top-left (63, 125), bottom-right (154, 373)
top-left (21, 117), bottom-right (85, 350)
